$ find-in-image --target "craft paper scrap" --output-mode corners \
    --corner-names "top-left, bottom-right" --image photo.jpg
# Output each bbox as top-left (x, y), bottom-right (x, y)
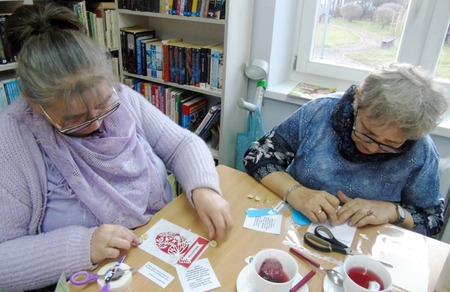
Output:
top-left (138, 261), bottom-right (175, 288)
top-left (246, 208), bottom-right (279, 217)
top-left (307, 221), bottom-right (356, 246)
top-left (292, 209), bottom-right (312, 225)
top-left (54, 272), bottom-right (70, 292)
top-left (379, 252), bottom-right (429, 292)
top-left (176, 258), bottom-right (221, 292)
top-left (139, 218), bottom-right (209, 268)
top-left (243, 213), bottom-right (283, 234)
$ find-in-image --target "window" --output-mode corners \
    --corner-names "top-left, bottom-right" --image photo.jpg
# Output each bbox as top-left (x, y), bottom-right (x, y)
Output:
top-left (293, 0), bottom-right (450, 85)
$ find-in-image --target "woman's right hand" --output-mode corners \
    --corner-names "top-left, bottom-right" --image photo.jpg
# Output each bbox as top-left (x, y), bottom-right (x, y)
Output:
top-left (288, 187), bottom-right (340, 225)
top-left (90, 224), bottom-right (140, 264)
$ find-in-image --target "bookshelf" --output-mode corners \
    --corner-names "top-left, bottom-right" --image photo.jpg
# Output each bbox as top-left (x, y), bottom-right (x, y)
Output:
top-left (115, 0), bottom-right (255, 167)
top-left (0, 0), bottom-right (33, 111)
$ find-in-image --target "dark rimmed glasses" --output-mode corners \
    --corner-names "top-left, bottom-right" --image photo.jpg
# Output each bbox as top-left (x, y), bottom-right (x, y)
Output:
top-left (352, 110), bottom-right (404, 154)
top-left (39, 87), bottom-right (121, 135)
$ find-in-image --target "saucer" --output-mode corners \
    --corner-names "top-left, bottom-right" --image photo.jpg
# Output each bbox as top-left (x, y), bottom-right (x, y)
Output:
top-left (323, 265), bottom-right (344, 292)
top-left (236, 264), bottom-right (309, 292)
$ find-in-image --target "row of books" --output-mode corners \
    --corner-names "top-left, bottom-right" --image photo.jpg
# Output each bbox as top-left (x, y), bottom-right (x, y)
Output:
top-left (120, 26), bottom-right (223, 93)
top-left (118, 0), bottom-right (225, 19)
top-left (0, 78), bottom-right (20, 112)
top-left (0, 14), bottom-right (15, 65)
top-left (64, 1), bottom-right (119, 49)
top-left (124, 78), bottom-right (220, 146)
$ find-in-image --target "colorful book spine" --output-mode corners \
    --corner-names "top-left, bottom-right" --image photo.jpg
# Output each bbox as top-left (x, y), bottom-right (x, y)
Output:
top-left (181, 96), bottom-right (207, 130)
top-left (194, 102), bottom-right (221, 136)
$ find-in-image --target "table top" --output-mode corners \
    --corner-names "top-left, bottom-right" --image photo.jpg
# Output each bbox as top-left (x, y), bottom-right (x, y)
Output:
top-left (68, 165), bottom-right (450, 291)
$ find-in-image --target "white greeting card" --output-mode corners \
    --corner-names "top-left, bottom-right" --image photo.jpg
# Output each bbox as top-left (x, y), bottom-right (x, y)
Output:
top-left (139, 219), bottom-right (209, 268)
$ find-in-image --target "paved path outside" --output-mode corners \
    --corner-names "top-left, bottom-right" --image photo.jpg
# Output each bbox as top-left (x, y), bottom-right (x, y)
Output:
top-left (313, 22), bottom-right (393, 69)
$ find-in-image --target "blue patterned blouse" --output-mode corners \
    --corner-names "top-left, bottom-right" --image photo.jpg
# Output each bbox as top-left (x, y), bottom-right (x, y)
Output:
top-left (243, 88), bottom-right (444, 237)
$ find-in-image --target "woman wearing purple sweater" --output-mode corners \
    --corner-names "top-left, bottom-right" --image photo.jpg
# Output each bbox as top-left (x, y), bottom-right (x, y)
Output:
top-left (0, 3), bottom-right (232, 291)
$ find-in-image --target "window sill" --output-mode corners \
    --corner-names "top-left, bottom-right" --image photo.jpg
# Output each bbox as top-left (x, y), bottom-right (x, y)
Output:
top-left (266, 81), bottom-right (450, 139)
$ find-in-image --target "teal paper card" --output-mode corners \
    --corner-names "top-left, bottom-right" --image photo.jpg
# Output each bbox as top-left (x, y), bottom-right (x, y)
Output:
top-left (292, 209), bottom-right (311, 225)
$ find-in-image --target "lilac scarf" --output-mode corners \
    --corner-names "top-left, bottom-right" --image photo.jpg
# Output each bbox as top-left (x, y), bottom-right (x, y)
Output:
top-left (25, 100), bottom-right (167, 228)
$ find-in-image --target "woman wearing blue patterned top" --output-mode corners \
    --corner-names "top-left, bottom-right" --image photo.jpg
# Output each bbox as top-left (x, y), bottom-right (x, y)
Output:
top-left (243, 63), bottom-right (448, 237)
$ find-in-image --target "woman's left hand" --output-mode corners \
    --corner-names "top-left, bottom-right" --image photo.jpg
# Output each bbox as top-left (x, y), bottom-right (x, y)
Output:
top-left (192, 188), bottom-right (234, 243)
top-left (336, 191), bottom-right (396, 227)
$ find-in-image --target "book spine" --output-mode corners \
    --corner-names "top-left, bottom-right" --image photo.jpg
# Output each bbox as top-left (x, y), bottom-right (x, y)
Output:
top-left (192, 47), bottom-right (201, 87)
top-left (185, 46), bottom-right (193, 85)
top-left (207, 0), bottom-right (216, 18)
top-left (169, 44), bottom-right (176, 82)
top-left (178, 45), bottom-right (186, 85)
top-left (199, 107), bottom-right (220, 138)
top-left (162, 43), bottom-right (170, 82)
top-left (194, 104), bottom-right (219, 135)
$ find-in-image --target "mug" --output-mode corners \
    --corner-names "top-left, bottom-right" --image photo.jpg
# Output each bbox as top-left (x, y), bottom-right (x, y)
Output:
top-left (343, 255), bottom-right (392, 292)
top-left (251, 248), bottom-right (298, 292)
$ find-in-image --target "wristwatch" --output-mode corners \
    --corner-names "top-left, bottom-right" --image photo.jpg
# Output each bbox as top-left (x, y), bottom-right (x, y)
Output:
top-left (393, 204), bottom-right (406, 225)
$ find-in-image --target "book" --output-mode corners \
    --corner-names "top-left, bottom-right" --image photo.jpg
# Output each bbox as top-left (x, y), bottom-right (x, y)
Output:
top-left (162, 38), bottom-right (183, 82)
top-left (148, 40), bottom-right (163, 79)
top-left (140, 38), bottom-right (159, 76)
top-left (137, 36), bottom-right (157, 75)
top-left (190, 44), bottom-right (202, 86)
top-left (214, 0), bottom-right (225, 19)
top-left (199, 43), bottom-right (219, 89)
top-left (180, 96), bottom-right (207, 130)
top-left (120, 26), bottom-right (156, 74)
top-left (88, 2), bottom-right (116, 47)
top-left (194, 102), bottom-right (221, 138)
top-left (0, 82), bottom-right (7, 111)
top-left (2, 78), bottom-right (20, 105)
top-left (164, 87), bottom-right (175, 117)
top-left (209, 44), bottom-right (223, 92)
top-left (174, 90), bottom-right (197, 125)
top-left (288, 82), bottom-right (337, 99)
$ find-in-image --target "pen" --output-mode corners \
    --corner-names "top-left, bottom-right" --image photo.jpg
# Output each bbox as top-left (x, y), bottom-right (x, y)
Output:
top-left (289, 269), bottom-right (316, 292)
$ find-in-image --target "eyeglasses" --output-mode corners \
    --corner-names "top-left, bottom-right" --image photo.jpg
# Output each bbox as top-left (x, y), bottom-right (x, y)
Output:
top-left (39, 87), bottom-right (121, 135)
top-left (352, 110), bottom-right (404, 154)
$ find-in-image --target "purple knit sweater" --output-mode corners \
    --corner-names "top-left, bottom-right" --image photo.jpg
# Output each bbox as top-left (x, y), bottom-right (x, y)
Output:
top-left (0, 84), bottom-right (220, 291)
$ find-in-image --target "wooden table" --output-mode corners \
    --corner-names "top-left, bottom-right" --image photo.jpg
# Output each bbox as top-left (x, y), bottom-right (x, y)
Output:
top-left (68, 165), bottom-right (450, 291)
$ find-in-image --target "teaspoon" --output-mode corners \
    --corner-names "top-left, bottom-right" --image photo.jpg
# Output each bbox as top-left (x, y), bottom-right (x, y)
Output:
top-left (289, 247), bottom-right (343, 286)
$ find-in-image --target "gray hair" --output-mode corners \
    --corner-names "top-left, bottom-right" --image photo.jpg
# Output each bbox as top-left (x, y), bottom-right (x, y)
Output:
top-left (358, 63), bottom-right (448, 140)
top-left (5, 3), bottom-right (119, 109)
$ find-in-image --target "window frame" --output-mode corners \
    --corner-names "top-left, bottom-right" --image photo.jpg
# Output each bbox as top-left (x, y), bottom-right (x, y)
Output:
top-left (292, 0), bottom-right (450, 86)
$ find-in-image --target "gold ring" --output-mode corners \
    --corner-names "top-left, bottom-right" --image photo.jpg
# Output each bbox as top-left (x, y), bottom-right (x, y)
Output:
top-left (367, 209), bottom-right (373, 216)
top-left (315, 209), bottom-right (323, 216)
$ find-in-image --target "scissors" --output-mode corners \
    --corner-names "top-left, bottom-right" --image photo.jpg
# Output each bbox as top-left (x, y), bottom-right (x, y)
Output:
top-left (69, 267), bottom-right (133, 286)
top-left (303, 225), bottom-right (362, 255)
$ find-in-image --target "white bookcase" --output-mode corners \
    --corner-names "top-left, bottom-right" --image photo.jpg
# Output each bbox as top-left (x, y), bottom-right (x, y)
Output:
top-left (115, 0), bottom-right (254, 167)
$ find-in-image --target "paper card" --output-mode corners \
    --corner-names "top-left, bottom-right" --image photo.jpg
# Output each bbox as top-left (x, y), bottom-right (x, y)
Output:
top-left (379, 252), bottom-right (429, 291)
top-left (292, 209), bottom-right (312, 225)
top-left (54, 272), bottom-right (70, 292)
top-left (138, 261), bottom-right (175, 288)
top-left (139, 219), bottom-right (209, 268)
top-left (245, 208), bottom-right (279, 217)
top-left (175, 258), bottom-right (221, 292)
top-left (243, 213), bottom-right (283, 234)
top-left (307, 221), bottom-right (356, 247)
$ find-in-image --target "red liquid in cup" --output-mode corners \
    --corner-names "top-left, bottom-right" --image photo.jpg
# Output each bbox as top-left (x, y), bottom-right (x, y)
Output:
top-left (258, 257), bottom-right (290, 283)
top-left (348, 267), bottom-right (384, 290)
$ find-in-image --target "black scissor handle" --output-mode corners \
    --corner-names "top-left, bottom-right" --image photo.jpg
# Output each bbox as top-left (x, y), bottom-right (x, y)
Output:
top-left (314, 226), bottom-right (348, 248)
top-left (303, 232), bottom-right (333, 253)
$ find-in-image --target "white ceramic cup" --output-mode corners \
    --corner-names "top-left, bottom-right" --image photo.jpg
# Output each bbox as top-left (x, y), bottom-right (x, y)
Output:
top-left (343, 255), bottom-right (392, 292)
top-left (251, 248), bottom-right (298, 292)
